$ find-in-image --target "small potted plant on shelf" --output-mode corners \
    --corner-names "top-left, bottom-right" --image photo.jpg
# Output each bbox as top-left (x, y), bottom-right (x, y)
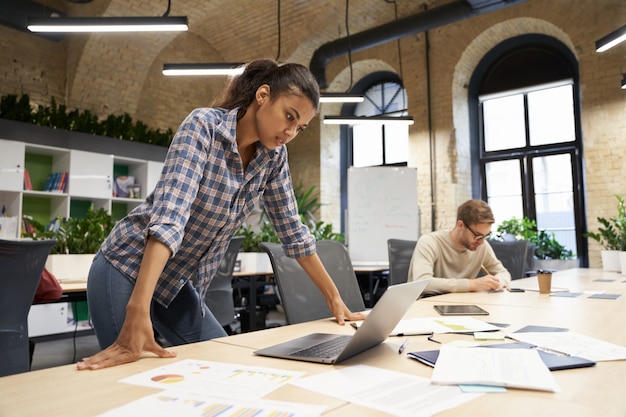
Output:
top-left (586, 194), bottom-right (626, 272)
top-left (24, 205), bottom-right (115, 279)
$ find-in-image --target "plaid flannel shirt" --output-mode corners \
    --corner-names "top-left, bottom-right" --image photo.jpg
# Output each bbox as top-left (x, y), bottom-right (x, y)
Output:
top-left (100, 107), bottom-right (315, 307)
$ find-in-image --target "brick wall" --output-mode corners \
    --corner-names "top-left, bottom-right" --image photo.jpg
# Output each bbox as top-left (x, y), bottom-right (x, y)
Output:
top-left (1, 0), bottom-right (624, 266)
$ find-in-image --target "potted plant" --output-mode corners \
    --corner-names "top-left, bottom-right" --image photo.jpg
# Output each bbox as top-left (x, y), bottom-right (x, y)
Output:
top-left (234, 181), bottom-right (344, 273)
top-left (495, 216), bottom-right (577, 272)
top-left (25, 205), bottom-right (114, 279)
top-left (586, 194), bottom-right (626, 272)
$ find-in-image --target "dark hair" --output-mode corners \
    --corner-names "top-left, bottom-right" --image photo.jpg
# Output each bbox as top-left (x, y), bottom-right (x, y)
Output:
top-left (457, 199), bottom-right (495, 225)
top-left (212, 59), bottom-right (320, 118)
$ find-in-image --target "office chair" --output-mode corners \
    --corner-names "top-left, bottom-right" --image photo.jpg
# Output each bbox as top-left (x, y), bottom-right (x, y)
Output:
top-left (387, 238), bottom-right (418, 286)
top-left (488, 239), bottom-right (532, 280)
top-left (0, 238), bottom-right (56, 377)
top-left (204, 236), bottom-right (244, 334)
top-left (260, 240), bottom-right (365, 325)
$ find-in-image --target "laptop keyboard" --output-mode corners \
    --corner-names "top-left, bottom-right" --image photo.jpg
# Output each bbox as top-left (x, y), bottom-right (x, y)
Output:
top-left (290, 335), bottom-right (352, 358)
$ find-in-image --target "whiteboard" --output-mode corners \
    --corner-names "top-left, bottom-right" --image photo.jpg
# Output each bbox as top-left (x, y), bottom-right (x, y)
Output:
top-left (347, 167), bottom-right (419, 263)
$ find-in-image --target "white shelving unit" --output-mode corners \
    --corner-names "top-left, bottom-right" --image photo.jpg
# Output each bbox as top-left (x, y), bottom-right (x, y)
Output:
top-left (0, 138), bottom-right (164, 235)
top-left (0, 123), bottom-right (167, 339)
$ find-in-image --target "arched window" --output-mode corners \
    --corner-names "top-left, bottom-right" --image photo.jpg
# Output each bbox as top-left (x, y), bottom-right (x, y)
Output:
top-left (469, 34), bottom-right (588, 266)
top-left (351, 80), bottom-right (409, 167)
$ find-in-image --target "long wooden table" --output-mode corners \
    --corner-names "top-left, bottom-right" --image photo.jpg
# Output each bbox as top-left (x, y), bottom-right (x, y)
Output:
top-left (4, 268), bottom-right (624, 416)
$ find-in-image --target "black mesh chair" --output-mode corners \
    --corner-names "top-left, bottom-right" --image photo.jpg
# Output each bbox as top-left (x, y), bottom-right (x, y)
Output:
top-left (387, 238), bottom-right (418, 286)
top-left (204, 237), bottom-right (244, 334)
top-left (260, 240), bottom-right (365, 325)
top-left (488, 239), bottom-right (532, 280)
top-left (0, 238), bottom-right (56, 377)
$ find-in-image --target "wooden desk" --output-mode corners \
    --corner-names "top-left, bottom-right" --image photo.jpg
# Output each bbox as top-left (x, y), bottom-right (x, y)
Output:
top-left (424, 268), bottom-right (626, 311)
top-left (0, 341), bottom-right (348, 417)
top-left (58, 279), bottom-right (88, 303)
top-left (5, 268), bottom-right (625, 417)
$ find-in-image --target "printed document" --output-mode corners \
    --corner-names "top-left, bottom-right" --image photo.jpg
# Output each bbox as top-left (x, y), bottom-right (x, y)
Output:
top-left (291, 364), bottom-right (480, 417)
top-left (98, 389), bottom-right (325, 417)
top-left (431, 345), bottom-right (560, 392)
top-left (119, 359), bottom-right (305, 399)
top-left (508, 331), bottom-right (626, 362)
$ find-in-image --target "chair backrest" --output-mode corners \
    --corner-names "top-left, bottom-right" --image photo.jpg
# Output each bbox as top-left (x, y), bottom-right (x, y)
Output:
top-left (488, 239), bottom-right (531, 280)
top-left (204, 236), bottom-right (244, 328)
top-left (387, 239), bottom-right (417, 286)
top-left (0, 238), bottom-right (56, 377)
top-left (260, 240), bottom-right (365, 325)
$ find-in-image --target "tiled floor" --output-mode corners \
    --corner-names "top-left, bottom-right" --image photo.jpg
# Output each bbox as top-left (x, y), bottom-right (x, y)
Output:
top-left (30, 307), bottom-right (286, 371)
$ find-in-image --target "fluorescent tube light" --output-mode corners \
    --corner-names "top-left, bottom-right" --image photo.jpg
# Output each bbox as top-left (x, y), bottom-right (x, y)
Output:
top-left (595, 24), bottom-right (626, 52)
top-left (162, 63), bottom-right (245, 76)
top-left (27, 16), bottom-right (189, 33)
top-left (319, 93), bottom-right (364, 103)
top-left (323, 116), bottom-right (414, 125)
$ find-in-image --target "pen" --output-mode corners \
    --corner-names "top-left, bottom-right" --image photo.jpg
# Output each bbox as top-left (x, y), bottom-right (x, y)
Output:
top-left (535, 346), bottom-right (571, 357)
top-left (481, 264), bottom-right (490, 275)
top-left (398, 339), bottom-right (409, 354)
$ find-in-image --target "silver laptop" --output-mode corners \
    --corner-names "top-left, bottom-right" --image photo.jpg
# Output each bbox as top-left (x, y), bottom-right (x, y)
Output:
top-left (253, 279), bottom-right (430, 364)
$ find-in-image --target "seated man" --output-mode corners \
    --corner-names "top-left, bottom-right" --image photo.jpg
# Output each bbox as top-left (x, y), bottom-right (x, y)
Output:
top-left (408, 199), bottom-right (510, 297)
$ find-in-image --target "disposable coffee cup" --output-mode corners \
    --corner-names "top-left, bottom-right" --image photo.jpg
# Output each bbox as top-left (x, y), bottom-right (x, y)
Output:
top-left (537, 270), bottom-right (553, 294)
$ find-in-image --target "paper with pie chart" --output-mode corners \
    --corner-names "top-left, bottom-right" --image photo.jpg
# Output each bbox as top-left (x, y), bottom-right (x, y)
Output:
top-left (119, 359), bottom-right (305, 399)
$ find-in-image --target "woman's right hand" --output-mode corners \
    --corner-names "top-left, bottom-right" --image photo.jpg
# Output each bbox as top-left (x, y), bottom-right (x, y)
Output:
top-left (76, 306), bottom-right (176, 370)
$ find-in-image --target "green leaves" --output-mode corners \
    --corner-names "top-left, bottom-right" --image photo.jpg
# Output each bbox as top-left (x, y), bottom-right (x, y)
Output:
top-left (236, 182), bottom-right (344, 252)
top-left (496, 216), bottom-right (574, 260)
top-left (586, 195), bottom-right (626, 251)
top-left (0, 94), bottom-right (173, 147)
top-left (26, 206), bottom-right (115, 254)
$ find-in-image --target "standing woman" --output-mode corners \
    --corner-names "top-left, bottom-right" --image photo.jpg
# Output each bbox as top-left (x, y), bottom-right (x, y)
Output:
top-left (78, 59), bottom-right (366, 370)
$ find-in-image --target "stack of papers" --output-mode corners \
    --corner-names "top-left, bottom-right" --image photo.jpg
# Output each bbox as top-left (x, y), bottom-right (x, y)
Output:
top-left (99, 360), bottom-right (324, 417)
top-left (430, 345), bottom-right (561, 392)
top-left (508, 331), bottom-right (626, 362)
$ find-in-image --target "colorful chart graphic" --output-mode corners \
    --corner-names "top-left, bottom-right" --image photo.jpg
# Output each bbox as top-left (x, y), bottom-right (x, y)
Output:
top-left (151, 374), bottom-right (185, 384)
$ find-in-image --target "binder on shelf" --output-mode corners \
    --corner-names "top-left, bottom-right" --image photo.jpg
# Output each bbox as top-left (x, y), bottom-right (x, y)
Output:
top-left (24, 169), bottom-right (33, 190)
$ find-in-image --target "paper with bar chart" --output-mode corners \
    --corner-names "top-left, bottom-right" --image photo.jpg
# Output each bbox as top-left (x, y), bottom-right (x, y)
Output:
top-left (119, 359), bottom-right (305, 399)
top-left (98, 389), bottom-right (325, 417)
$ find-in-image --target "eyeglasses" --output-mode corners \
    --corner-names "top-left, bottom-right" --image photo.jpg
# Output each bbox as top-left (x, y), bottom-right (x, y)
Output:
top-left (464, 222), bottom-right (492, 241)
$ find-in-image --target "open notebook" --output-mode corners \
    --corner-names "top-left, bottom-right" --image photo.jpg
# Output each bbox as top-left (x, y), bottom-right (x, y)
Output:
top-left (253, 279), bottom-right (429, 364)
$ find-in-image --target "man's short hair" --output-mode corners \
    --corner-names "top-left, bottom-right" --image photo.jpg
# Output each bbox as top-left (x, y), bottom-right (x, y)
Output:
top-left (457, 199), bottom-right (495, 225)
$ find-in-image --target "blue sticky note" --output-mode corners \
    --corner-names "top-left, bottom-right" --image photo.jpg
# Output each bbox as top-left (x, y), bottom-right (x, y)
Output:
top-left (458, 384), bottom-right (507, 393)
top-left (588, 293), bottom-right (621, 299)
top-left (551, 292), bottom-right (582, 298)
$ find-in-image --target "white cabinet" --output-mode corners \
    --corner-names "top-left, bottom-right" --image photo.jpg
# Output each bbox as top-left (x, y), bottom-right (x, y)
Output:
top-left (69, 150), bottom-right (113, 199)
top-left (0, 139), bottom-right (25, 191)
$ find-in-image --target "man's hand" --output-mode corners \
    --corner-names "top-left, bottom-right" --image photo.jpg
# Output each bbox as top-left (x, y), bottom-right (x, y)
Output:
top-left (469, 275), bottom-right (502, 292)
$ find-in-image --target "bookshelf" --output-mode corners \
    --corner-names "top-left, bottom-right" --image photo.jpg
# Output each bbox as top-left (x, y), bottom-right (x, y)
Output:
top-left (0, 138), bottom-right (165, 236)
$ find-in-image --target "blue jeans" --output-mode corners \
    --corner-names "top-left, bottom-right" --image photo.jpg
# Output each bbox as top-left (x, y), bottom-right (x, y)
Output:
top-left (87, 252), bottom-right (227, 350)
